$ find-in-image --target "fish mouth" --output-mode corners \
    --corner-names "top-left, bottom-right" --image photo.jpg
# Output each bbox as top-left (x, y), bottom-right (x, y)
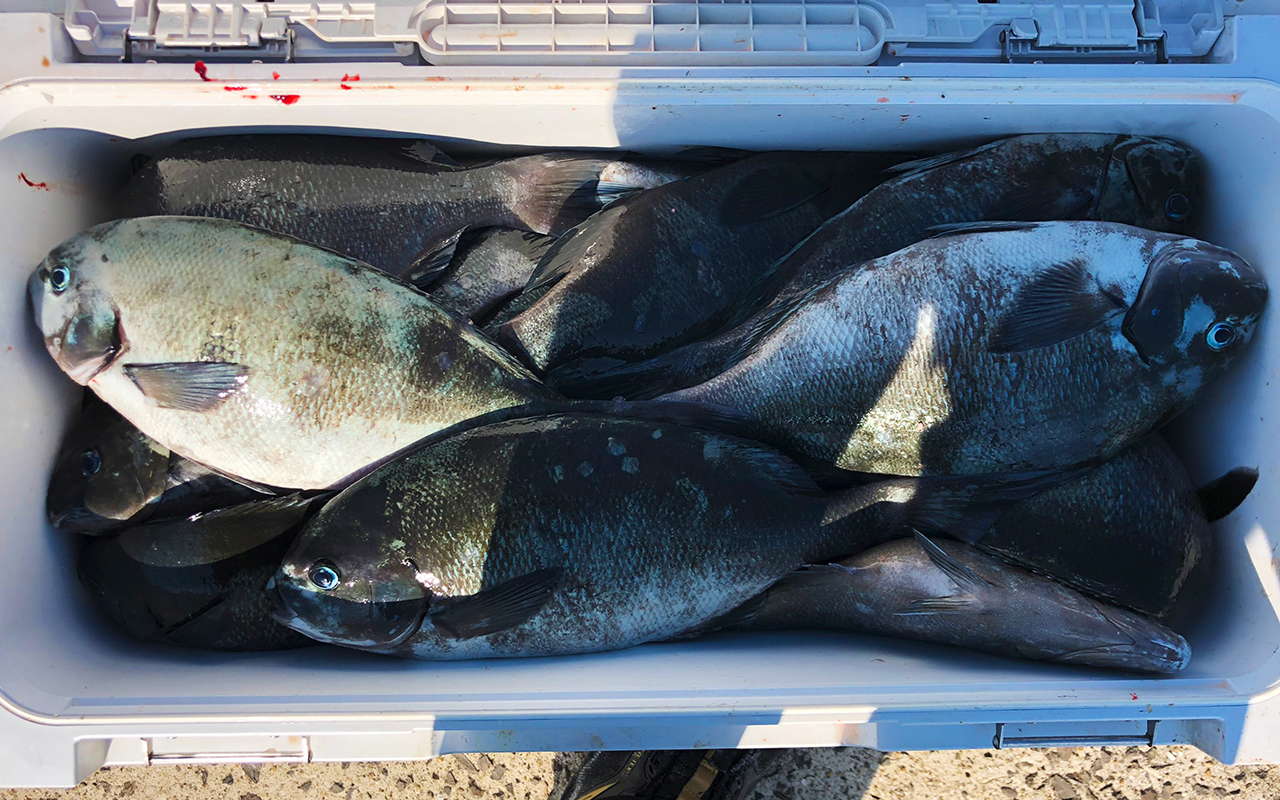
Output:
top-left (264, 576), bottom-right (297, 625)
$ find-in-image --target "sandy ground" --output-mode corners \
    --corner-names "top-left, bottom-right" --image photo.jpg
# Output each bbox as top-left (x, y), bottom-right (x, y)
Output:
top-left (3, 746), bottom-right (1277, 799)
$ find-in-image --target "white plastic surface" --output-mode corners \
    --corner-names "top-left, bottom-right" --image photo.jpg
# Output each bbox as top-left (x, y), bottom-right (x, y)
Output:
top-left (62, 0), bottom-right (1226, 65)
top-left (4, 8), bottom-right (1280, 789)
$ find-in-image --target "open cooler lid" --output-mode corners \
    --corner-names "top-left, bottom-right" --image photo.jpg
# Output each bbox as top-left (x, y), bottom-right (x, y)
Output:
top-left (63, 0), bottom-right (1225, 65)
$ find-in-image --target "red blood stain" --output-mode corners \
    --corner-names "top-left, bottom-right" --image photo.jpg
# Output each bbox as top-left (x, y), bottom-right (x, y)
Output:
top-left (18, 172), bottom-right (48, 190)
top-left (224, 85), bottom-right (247, 91)
top-left (876, 97), bottom-right (890, 103)
top-left (244, 95), bottom-right (259, 99)
top-left (272, 71), bottom-right (281, 80)
top-left (340, 84), bottom-right (352, 90)
top-left (270, 94), bottom-right (301, 105)
top-left (194, 60), bottom-right (211, 81)
top-left (342, 73), bottom-right (360, 81)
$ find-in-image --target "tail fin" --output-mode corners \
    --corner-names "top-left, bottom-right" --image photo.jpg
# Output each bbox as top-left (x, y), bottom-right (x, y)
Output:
top-left (1197, 466), bottom-right (1259, 522)
top-left (823, 469), bottom-right (1079, 547)
top-left (502, 155), bottom-right (650, 237)
top-left (548, 333), bottom-right (742, 400)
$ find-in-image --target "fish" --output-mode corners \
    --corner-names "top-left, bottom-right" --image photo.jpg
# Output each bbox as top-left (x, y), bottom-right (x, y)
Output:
top-left (730, 533), bottom-right (1190, 674)
top-left (656, 221), bottom-right (1266, 476)
top-left (47, 395), bottom-right (263, 534)
top-left (561, 134), bottom-right (1204, 398)
top-left (116, 135), bottom-right (674, 287)
top-left (78, 494), bottom-right (322, 651)
top-left (481, 281), bottom-right (553, 335)
top-left (267, 408), bottom-right (1066, 660)
top-left (29, 216), bottom-right (559, 490)
top-left (497, 151), bottom-right (909, 374)
top-left (428, 228), bottom-right (556, 321)
top-left (972, 436), bottom-right (1256, 617)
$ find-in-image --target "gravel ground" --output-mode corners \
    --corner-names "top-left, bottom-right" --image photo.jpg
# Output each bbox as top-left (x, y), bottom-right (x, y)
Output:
top-left (3, 746), bottom-right (1278, 799)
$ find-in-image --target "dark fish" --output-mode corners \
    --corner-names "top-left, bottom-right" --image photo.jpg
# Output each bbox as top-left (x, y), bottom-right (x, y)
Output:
top-left (429, 228), bottom-right (556, 321)
top-left (29, 217), bottom-right (558, 490)
top-left (658, 222), bottom-right (1267, 476)
top-left (497, 151), bottom-right (908, 374)
top-left (78, 495), bottom-right (322, 651)
top-left (972, 437), bottom-right (1255, 617)
top-left (116, 135), bottom-right (672, 287)
top-left (268, 410), bottom-right (1060, 659)
top-left (564, 134), bottom-right (1204, 399)
top-left (481, 281), bottom-right (553, 334)
top-left (47, 396), bottom-right (262, 535)
top-left (732, 534), bottom-right (1190, 674)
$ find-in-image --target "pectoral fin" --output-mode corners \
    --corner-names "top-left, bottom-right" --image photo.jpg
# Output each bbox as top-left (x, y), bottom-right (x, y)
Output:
top-left (125, 362), bottom-right (248, 413)
top-left (431, 569), bottom-right (561, 639)
top-left (988, 259), bottom-right (1125, 353)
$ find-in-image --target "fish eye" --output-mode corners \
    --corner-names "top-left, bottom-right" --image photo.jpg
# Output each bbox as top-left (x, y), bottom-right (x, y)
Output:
top-left (1165, 193), bottom-right (1192, 221)
top-left (1206, 322), bottom-right (1237, 351)
top-left (308, 560), bottom-right (341, 591)
top-left (80, 449), bottom-right (102, 477)
top-left (49, 265), bottom-right (71, 294)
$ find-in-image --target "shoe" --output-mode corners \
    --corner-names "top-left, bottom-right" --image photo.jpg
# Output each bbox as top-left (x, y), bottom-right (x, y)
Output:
top-left (560, 750), bottom-right (683, 800)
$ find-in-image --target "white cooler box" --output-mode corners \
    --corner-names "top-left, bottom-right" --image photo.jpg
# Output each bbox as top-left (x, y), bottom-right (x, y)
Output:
top-left (2, 0), bottom-right (1280, 787)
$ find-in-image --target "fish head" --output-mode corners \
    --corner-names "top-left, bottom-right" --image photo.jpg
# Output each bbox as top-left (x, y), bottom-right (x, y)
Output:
top-left (47, 399), bottom-right (170, 534)
top-left (1096, 136), bottom-right (1202, 233)
top-left (269, 512), bottom-right (429, 648)
top-left (29, 225), bottom-right (126, 385)
top-left (1122, 239), bottom-right (1268, 369)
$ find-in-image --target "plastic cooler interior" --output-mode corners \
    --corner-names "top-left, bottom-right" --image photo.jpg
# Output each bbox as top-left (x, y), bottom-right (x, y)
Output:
top-left (3, 8), bottom-right (1280, 788)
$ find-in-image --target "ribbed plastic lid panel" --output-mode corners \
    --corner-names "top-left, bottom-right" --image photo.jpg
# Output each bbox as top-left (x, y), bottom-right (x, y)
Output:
top-left (61, 0), bottom-right (1226, 65)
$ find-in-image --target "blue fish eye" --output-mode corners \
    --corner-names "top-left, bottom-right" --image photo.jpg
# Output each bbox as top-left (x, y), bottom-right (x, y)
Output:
top-left (1165, 193), bottom-right (1192, 221)
top-left (308, 561), bottom-right (341, 591)
top-left (1206, 322), bottom-right (1236, 351)
top-left (80, 449), bottom-right (102, 477)
top-left (48, 265), bottom-right (71, 293)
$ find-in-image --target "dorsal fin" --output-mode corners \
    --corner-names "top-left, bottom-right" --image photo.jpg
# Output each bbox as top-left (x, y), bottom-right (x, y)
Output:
top-left (883, 139), bottom-right (1008, 179)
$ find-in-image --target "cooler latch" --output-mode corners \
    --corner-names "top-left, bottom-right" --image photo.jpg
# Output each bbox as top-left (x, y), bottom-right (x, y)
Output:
top-left (146, 735), bottom-right (311, 764)
top-left (994, 720), bottom-right (1158, 748)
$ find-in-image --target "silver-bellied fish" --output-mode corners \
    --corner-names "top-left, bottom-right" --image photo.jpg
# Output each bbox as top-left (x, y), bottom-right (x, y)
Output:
top-left (561, 134), bottom-right (1205, 398)
top-left (731, 533), bottom-right (1190, 674)
top-left (267, 408), bottom-right (1065, 660)
top-left (497, 151), bottom-right (909, 374)
top-left (29, 217), bottom-right (558, 490)
top-left (657, 222), bottom-right (1266, 476)
top-left (47, 396), bottom-right (261, 534)
top-left (78, 495), bottom-right (322, 651)
top-left (971, 436), bottom-right (1256, 618)
top-left (117, 135), bottom-right (683, 287)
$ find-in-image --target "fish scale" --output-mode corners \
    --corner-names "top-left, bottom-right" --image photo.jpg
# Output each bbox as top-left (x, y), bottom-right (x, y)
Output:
top-left (30, 217), bottom-right (557, 490)
top-left (660, 221), bottom-right (1265, 476)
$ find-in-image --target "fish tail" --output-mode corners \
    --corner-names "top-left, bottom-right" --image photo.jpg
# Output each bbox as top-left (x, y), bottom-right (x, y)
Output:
top-left (821, 469), bottom-right (1080, 551)
top-left (503, 155), bottom-right (650, 237)
top-left (548, 334), bottom-right (741, 400)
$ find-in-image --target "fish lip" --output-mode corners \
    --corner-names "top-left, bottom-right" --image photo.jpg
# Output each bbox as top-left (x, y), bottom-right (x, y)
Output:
top-left (26, 269), bottom-right (42, 332)
top-left (264, 576), bottom-right (296, 624)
